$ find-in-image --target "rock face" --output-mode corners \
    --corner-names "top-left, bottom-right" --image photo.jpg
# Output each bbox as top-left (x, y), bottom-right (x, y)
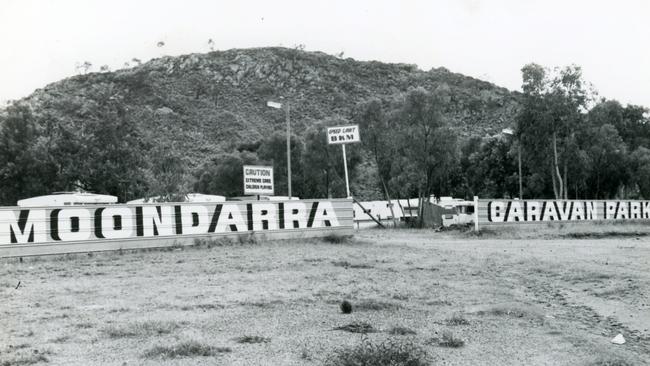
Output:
top-left (13, 47), bottom-right (520, 169)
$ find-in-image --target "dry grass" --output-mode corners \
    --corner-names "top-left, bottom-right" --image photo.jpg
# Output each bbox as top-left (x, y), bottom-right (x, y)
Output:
top-left (446, 314), bottom-right (470, 326)
top-left (476, 221), bottom-right (650, 239)
top-left (584, 353), bottom-right (637, 366)
top-left (2, 231), bottom-right (649, 365)
top-left (322, 234), bottom-right (354, 244)
top-left (234, 335), bottom-right (271, 344)
top-left (475, 303), bottom-right (544, 322)
top-left (333, 322), bottom-right (377, 334)
top-left (102, 320), bottom-right (181, 338)
top-left (430, 331), bottom-right (465, 348)
top-left (354, 299), bottom-right (401, 311)
top-left (0, 354), bottom-right (49, 366)
top-left (324, 337), bottom-right (429, 366)
top-left (388, 326), bottom-right (417, 335)
top-left (143, 341), bottom-right (231, 359)
top-left (331, 260), bottom-right (374, 269)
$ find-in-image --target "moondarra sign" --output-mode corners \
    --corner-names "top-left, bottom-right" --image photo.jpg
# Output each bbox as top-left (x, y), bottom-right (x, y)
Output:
top-left (1, 200), bottom-right (347, 245)
top-left (477, 199), bottom-right (650, 224)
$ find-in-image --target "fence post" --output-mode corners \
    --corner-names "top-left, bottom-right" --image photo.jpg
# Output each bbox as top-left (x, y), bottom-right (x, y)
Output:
top-left (473, 196), bottom-right (479, 232)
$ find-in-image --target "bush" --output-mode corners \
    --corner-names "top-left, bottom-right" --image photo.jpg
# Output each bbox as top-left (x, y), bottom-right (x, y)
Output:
top-left (445, 314), bottom-right (470, 326)
top-left (388, 326), bottom-right (417, 335)
top-left (322, 234), bottom-right (353, 244)
top-left (333, 322), bottom-right (377, 334)
top-left (233, 335), bottom-right (271, 344)
top-left (324, 337), bottom-right (429, 366)
top-left (436, 331), bottom-right (464, 348)
top-left (143, 341), bottom-right (231, 358)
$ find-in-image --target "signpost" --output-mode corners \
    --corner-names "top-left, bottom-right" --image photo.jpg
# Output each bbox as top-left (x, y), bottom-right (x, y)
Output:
top-left (327, 125), bottom-right (360, 198)
top-left (243, 165), bottom-right (274, 196)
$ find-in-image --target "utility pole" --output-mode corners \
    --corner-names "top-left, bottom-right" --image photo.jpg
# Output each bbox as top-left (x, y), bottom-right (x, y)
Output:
top-left (518, 142), bottom-right (522, 200)
top-left (267, 100), bottom-right (292, 198)
top-left (285, 102), bottom-right (292, 198)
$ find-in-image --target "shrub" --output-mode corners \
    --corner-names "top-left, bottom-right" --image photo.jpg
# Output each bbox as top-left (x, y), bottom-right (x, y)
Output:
top-left (143, 341), bottom-right (231, 358)
top-left (234, 335), bottom-right (271, 344)
top-left (340, 300), bottom-right (353, 314)
top-left (322, 234), bottom-right (353, 244)
top-left (103, 320), bottom-right (180, 338)
top-left (333, 322), bottom-right (377, 334)
top-left (0, 353), bottom-right (49, 366)
top-left (389, 326), bottom-right (417, 335)
top-left (435, 331), bottom-right (464, 348)
top-left (324, 337), bottom-right (429, 366)
top-left (445, 314), bottom-right (470, 326)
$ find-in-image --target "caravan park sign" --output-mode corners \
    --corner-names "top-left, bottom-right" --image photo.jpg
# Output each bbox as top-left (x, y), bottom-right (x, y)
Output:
top-left (477, 199), bottom-right (650, 224)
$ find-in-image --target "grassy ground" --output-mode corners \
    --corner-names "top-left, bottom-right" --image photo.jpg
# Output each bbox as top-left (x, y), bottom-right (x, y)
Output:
top-left (1, 229), bottom-right (648, 365)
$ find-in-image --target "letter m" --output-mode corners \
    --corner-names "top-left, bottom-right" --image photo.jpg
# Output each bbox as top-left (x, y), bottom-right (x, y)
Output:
top-left (0, 210), bottom-right (46, 244)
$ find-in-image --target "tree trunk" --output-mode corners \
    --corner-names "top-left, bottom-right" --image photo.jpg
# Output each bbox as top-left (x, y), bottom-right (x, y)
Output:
top-left (326, 167), bottom-right (331, 199)
top-left (564, 161), bottom-right (569, 200)
top-left (417, 191), bottom-right (424, 228)
top-left (551, 165), bottom-right (559, 198)
top-left (552, 132), bottom-right (564, 199)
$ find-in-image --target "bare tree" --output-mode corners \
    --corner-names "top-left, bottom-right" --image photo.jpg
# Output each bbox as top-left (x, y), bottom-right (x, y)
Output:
top-left (75, 61), bottom-right (93, 74)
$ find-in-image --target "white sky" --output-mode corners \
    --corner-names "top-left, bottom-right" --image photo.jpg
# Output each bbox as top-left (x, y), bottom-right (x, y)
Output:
top-left (1, 0), bottom-right (649, 107)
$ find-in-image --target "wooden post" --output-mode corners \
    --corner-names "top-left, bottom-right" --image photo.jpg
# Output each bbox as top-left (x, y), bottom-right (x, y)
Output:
top-left (353, 198), bottom-right (385, 228)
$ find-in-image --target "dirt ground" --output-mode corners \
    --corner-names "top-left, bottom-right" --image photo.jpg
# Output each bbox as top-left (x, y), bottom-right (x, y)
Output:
top-left (1, 229), bottom-right (649, 365)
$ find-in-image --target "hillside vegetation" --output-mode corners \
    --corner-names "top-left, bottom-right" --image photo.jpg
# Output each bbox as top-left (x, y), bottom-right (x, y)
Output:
top-left (25, 47), bottom-right (517, 162)
top-left (0, 47), bottom-right (519, 204)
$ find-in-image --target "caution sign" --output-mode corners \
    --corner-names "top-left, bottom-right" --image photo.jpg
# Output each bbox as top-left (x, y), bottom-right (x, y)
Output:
top-left (243, 165), bottom-right (274, 195)
top-left (327, 125), bottom-right (360, 144)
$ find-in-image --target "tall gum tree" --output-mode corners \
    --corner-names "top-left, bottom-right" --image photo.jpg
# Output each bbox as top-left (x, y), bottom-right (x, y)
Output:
top-left (517, 64), bottom-right (592, 199)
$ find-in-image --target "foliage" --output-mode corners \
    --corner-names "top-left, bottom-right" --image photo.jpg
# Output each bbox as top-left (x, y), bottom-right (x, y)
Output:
top-left (516, 63), bottom-right (592, 199)
top-left (0, 105), bottom-right (56, 205)
top-left (462, 136), bottom-right (518, 198)
top-left (2, 48), bottom-right (650, 203)
top-left (194, 151), bottom-right (258, 197)
top-left (0, 47), bottom-right (520, 204)
top-left (629, 147), bottom-right (650, 198)
top-left (301, 121), bottom-right (346, 198)
top-left (258, 132), bottom-right (304, 197)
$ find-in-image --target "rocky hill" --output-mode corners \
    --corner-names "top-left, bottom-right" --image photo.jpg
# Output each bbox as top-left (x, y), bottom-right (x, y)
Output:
top-left (17, 47), bottom-right (519, 168)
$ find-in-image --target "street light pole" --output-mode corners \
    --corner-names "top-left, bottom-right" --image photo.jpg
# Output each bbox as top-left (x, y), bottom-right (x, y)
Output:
top-left (517, 143), bottom-right (522, 200)
top-left (267, 100), bottom-right (292, 198)
top-left (285, 102), bottom-right (292, 199)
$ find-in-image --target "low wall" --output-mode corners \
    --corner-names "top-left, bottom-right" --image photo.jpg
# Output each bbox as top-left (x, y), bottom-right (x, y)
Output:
top-left (0, 199), bottom-right (353, 257)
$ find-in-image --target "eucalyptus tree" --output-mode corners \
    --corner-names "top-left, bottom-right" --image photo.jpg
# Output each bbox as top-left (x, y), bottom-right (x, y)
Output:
top-left (516, 64), bottom-right (592, 199)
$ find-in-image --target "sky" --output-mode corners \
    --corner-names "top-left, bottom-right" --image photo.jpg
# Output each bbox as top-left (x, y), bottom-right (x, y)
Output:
top-left (1, 0), bottom-right (649, 107)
